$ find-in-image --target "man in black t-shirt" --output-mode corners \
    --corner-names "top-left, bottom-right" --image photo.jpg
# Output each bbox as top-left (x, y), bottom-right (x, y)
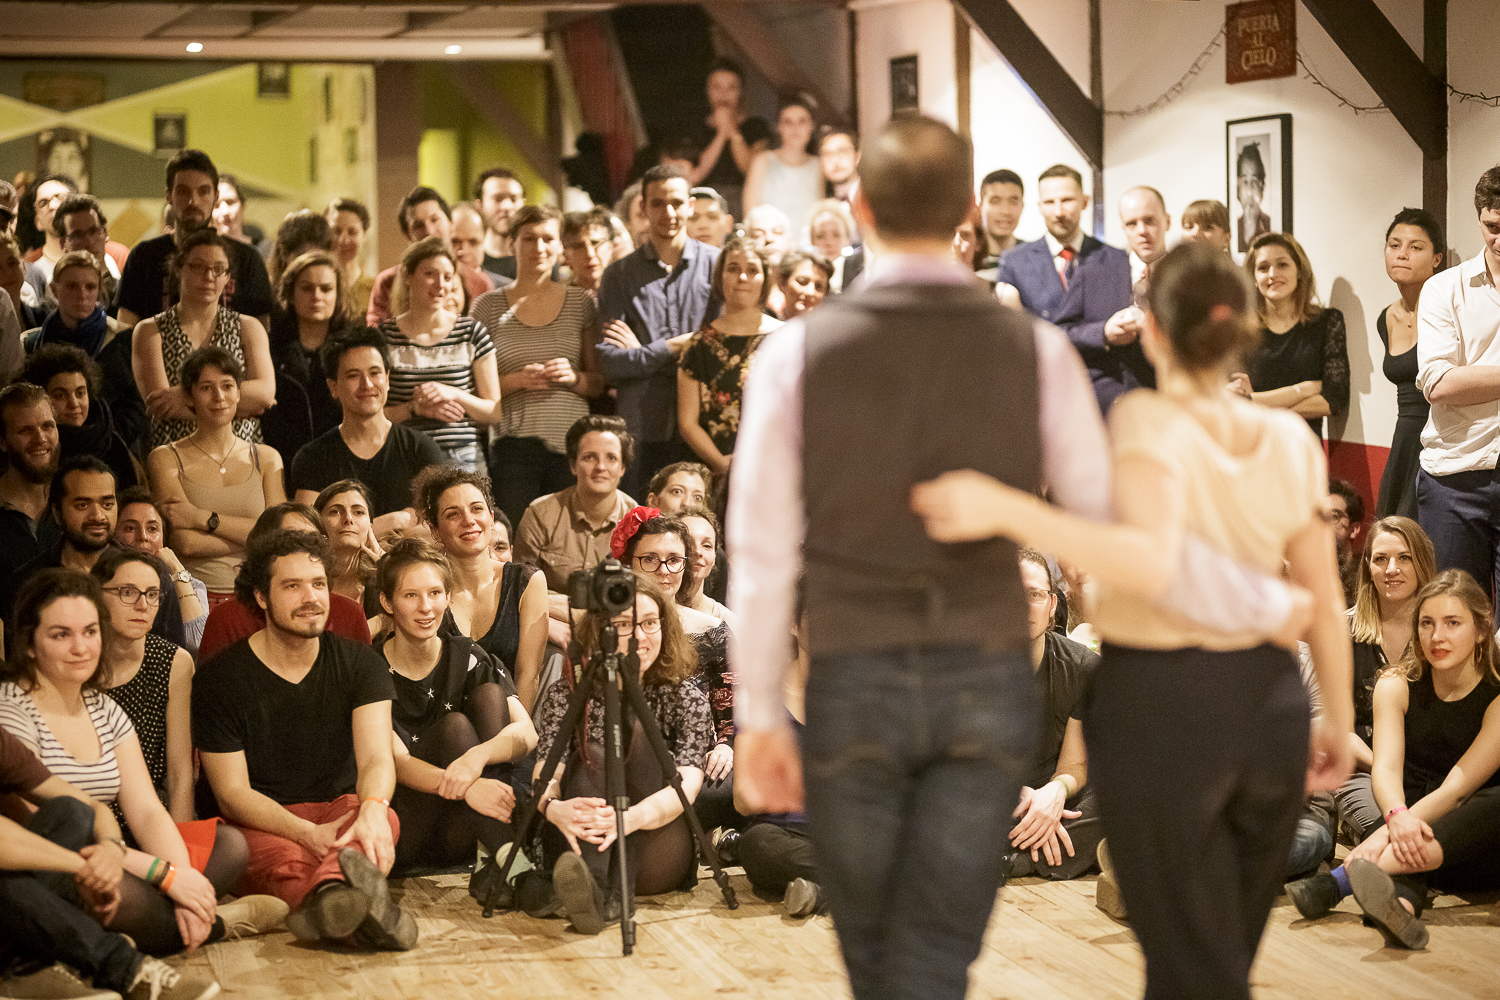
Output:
top-left (194, 530), bottom-right (416, 951)
top-left (289, 328), bottom-right (443, 534)
top-left (114, 149), bottom-right (274, 329)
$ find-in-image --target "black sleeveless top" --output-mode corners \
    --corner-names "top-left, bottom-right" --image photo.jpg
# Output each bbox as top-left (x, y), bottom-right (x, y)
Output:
top-left (1376, 307), bottom-right (1428, 419)
top-left (1403, 669), bottom-right (1500, 790)
top-left (437, 561), bottom-right (532, 672)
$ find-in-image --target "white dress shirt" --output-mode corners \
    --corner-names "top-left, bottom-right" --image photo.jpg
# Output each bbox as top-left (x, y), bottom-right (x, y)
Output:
top-left (1417, 251), bottom-right (1500, 476)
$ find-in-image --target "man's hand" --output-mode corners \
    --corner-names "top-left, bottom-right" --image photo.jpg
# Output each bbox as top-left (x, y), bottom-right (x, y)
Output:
top-left (734, 726), bottom-right (803, 814)
top-left (1104, 306), bottom-right (1144, 347)
top-left (78, 880), bottom-right (120, 926)
top-left (297, 808), bottom-right (355, 859)
top-left (464, 778), bottom-right (516, 822)
top-left (602, 320), bottom-right (641, 351)
top-left (76, 841), bottom-right (125, 897)
top-left (334, 800), bottom-right (396, 875)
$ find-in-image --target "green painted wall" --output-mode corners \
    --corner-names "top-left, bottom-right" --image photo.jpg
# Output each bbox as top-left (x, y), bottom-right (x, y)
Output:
top-left (417, 63), bottom-right (552, 207)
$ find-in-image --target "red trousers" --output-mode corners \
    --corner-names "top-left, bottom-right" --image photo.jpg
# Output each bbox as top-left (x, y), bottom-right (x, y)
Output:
top-left (233, 794), bottom-right (401, 908)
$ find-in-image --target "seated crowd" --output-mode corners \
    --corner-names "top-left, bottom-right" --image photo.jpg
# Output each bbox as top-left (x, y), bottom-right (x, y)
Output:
top-left (0, 64), bottom-right (1497, 999)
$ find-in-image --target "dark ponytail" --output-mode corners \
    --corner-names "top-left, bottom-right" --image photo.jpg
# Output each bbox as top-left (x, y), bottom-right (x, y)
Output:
top-left (1146, 242), bottom-right (1261, 371)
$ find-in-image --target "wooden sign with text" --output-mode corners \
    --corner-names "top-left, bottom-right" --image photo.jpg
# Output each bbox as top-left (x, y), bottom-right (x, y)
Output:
top-left (1226, 0), bottom-right (1296, 84)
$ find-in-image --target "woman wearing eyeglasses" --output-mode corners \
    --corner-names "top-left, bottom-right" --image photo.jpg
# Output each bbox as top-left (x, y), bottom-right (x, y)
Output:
top-left (131, 228), bottom-right (276, 450)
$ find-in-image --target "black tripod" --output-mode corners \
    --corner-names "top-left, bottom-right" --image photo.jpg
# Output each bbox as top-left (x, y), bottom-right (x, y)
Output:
top-left (483, 623), bottom-right (738, 954)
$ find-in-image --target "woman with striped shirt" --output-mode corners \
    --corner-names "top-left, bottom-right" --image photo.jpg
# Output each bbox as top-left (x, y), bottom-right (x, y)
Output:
top-left (471, 205), bottom-right (604, 528)
top-left (0, 569), bottom-right (283, 955)
top-left (379, 237), bottom-right (502, 473)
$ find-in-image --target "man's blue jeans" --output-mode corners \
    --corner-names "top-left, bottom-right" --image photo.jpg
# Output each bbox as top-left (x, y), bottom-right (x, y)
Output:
top-left (803, 646), bottom-right (1036, 1000)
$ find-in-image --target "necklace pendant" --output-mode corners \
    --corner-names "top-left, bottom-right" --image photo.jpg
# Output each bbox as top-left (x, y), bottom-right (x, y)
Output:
top-left (220, 466), bottom-right (226, 474)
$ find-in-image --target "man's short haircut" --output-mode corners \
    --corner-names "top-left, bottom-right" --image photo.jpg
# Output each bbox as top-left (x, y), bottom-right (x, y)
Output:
top-left (1124, 185), bottom-right (1167, 214)
top-left (411, 464), bottom-right (496, 526)
top-left (473, 166), bottom-right (519, 201)
top-left (168, 227), bottom-right (231, 287)
top-left (690, 187), bottom-right (729, 215)
top-left (52, 193), bottom-right (107, 238)
top-left (858, 115), bottom-right (973, 240)
top-left (980, 169), bottom-right (1024, 193)
top-left (165, 149), bottom-right (219, 192)
top-left (1018, 546), bottom-right (1052, 580)
top-left (50, 250), bottom-right (105, 285)
top-left (236, 530), bottom-right (330, 606)
top-left (508, 203), bottom-right (562, 240)
top-left (648, 461), bottom-right (712, 500)
top-left (328, 196), bottom-right (371, 231)
top-left (49, 454), bottom-right (113, 513)
top-left (1386, 207), bottom-right (1445, 261)
top-left (180, 345), bottom-right (243, 390)
top-left (817, 125), bottom-right (859, 152)
top-left (268, 210), bottom-right (334, 284)
top-left (1329, 478), bottom-right (1365, 527)
top-left (565, 414), bottom-right (634, 469)
top-left (397, 186), bottom-right (450, 237)
top-left (0, 382), bottom-right (49, 438)
top-left (1474, 165), bottom-right (1500, 216)
top-left (1181, 199), bottom-right (1230, 233)
top-left (641, 165), bottom-right (688, 202)
top-left (250, 503), bottom-right (324, 545)
top-left (661, 137), bottom-right (701, 164)
top-left (320, 325), bottom-right (391, 379)
top-left (707, 57), bottom-right (745, 81)
top-left (1038, 163), bottom-right (1084, 189)
top-left (20, 345), bottom-right (101, 401)
top-left (33, 174), bottom-right (79, 204)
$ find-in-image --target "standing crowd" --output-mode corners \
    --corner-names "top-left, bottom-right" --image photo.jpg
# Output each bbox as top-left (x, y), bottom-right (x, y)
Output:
top-left (0, 56), bottom-right (1495, 1000)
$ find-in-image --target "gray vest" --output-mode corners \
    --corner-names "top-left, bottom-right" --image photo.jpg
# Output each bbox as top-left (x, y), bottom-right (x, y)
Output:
top-left (801, 280), bottom-right (1041, 656)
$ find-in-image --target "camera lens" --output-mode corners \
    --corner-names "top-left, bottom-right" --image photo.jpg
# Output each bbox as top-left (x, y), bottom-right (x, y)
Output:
top-left (603, 580), bottom-right (633, 610)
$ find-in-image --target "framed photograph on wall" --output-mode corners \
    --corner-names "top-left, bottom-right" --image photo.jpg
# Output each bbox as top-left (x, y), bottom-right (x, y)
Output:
top-left (257, 62), bottom-right (291, 98)
top-left (890, 55), bottom-right (919, 114)
top-left (1226, 113), bottom-right (1292, 261)
top-left (36, 128), bottom-right (90, 192)
top-left (153, 112), bottom-right (186, 157)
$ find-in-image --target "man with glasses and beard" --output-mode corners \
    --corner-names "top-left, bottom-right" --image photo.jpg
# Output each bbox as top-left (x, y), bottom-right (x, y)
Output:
top-left (115, 148), bottom-right (274, 329)
top-left (0, 454), bottom-right (186, 646)
top-left (193, 530), bottom-right (415, 952)
top-left (0, 383), bottom-right (61, 578)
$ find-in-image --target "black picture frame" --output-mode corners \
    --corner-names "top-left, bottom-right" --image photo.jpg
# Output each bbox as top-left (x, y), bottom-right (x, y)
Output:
top-left (890, 55), bottom-right (919, 114)
top-left (257, 62), bottom-right (291, 99)
top-left (153, 112), bottom-right (186, 157)
top-left (1226, 113), bottom-right (1292, 260)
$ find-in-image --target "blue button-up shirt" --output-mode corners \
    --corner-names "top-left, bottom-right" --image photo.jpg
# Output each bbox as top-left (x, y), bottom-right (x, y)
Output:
top-left (597, 236), bottom-right (720, 443)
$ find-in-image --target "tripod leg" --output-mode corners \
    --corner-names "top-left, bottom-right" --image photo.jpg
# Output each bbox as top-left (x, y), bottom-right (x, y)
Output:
top-left (600, 656), bottom-right (635, 955)
top-left (619, 668), bottom-right (740, 911)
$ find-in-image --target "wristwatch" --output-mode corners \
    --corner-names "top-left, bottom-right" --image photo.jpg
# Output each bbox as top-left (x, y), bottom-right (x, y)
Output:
top-left (175, 570), bottom-right (193, 585)
top-left (205, 511), bottom-right (220, 535)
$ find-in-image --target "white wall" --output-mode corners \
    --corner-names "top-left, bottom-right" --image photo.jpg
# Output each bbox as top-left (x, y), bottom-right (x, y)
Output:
top-left (1446, 0), bottom-right (1500, 264)
top-left (851, 0), bottom-right (956, 136)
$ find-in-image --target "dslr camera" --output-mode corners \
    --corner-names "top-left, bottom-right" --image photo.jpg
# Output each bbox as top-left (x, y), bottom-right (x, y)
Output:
top-left (567, 558), bottom-right (636, 616)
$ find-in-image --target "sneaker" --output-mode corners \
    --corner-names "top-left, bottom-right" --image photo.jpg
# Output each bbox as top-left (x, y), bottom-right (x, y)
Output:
top-left (285, 882), bottom-right (369, 943)
top-left (1347, 860), bottom-right (1428, 950)
top-left (123, 958), bottom-right (219, 1000)
top-left (0, 963), bottom-right (121, 998)
top-left (1286, 872), bottom-right (1341, 921)
top-left (784, 878), bottom-right (824, 918)
top-left (217, 895), bottom-right (289, 939)
top-left (712, 828), bottom-right (741, 866)
top-left (1094, 839), bottom-right (1127, 920)
top-left (338, 849), bottom-right (417, 951)
top-left (554, 853), bottom-right (609, 935)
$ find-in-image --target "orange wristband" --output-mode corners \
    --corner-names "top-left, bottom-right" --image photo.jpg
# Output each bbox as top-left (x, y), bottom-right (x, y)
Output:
top-left (159, 862), bottom-right (177, 894)
top-left (363, 796), bottom-right (391, 809)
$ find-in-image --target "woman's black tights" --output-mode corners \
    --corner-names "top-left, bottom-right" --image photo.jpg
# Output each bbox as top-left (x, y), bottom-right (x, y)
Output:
top-left (392, 682), bottom-right (514, 873)
top-left (110, 823), bottom-right (249, 955)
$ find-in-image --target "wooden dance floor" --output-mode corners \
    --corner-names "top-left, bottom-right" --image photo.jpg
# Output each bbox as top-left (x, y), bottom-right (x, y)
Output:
top-left (174, 866), bottom-right (1498, 998)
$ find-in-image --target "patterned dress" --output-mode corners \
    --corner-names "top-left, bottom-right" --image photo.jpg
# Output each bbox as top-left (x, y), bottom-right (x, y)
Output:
top-left (105, 634), bottom-right (180, 806)
top-left (150, 304), bottom-right (261, 448)
top-left (678, 326), bottom-right (767, 457)
top-left (691, 622), bottom-right (735, 747)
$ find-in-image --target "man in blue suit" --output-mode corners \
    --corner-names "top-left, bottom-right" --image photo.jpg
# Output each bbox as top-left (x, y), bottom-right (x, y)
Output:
top-left (996, 164), bottom-right (1151, 413)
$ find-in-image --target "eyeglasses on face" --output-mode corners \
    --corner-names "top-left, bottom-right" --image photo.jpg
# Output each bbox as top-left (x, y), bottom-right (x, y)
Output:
top-left (634, 553), bottom-right (685, 573)
top-left (183, 261), bottom-right (230, 279)
top-left (608, 616), bottom-right (663, 635)
top-left (104, 585), bottom-right (162, 607)
top-left (1024, 587), bottom-right (1054, 607)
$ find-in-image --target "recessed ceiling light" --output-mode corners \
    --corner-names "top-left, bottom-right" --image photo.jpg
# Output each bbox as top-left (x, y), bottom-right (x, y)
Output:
top-left (445, 44), bottom-right (462, 55)
top-left (186, 42), bottom-right (203, 53)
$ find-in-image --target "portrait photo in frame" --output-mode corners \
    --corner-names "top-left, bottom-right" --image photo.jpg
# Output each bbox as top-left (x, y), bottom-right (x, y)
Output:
top-left (1226, 113), bottom-right (1292, 261)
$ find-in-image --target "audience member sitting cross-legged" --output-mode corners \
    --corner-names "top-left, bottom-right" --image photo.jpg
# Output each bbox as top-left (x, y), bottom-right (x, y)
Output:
top-left (1287, 570), bottom-right (1500, 949)
top-left (0, 569), bottom-right (282, 958)
top-left (375, 537), bottom-right (537, 875)
top-left (192, 529), bottom-right (416, 951)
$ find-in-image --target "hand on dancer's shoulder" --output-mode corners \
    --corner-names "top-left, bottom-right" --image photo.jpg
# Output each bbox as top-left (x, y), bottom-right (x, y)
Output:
top-left (734, 726), bottom-right (804, 815)
top-left (909, 470), bottom-right (1012, 543)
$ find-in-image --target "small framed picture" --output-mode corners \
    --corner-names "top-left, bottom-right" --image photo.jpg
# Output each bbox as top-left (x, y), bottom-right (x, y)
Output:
top-left (890, 55), bottom-right (919, 114)
top-left (257, 62), bottom-right (291, 99)
top-left (36, 127), bottom-right (90, 191)
top-left (153, 112), bottom-right (186, 157)
top-left (1226, 113), bottom-right (1292, 260)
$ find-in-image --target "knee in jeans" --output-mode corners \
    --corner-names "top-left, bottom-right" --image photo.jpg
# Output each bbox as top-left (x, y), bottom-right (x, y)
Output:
top-left (30, 795), bottom-right (98, 849)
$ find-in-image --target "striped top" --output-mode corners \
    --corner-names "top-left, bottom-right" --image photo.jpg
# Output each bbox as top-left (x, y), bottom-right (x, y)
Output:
top-left (471, 284), bottom-right (597, 454)
top-left (0, 681), bottom-right (134, 806)
top-left (379, 314), bottom-right (496, 457)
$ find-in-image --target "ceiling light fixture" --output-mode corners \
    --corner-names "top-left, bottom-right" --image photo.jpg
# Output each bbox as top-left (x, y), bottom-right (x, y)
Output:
top-left (186, 42), bottom-right (204, 53)
top-left (445, 44), bottom-right (462, 55)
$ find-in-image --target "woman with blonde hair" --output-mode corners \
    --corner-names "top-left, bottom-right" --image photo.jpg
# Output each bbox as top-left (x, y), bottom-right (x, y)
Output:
top-left (1288, 569), bottom-right (1500, 950)
top-left (1230, 231), bottom-right (1349, 439)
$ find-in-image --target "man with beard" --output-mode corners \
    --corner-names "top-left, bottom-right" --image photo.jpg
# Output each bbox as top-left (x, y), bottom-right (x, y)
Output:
top-left (0, 382), bottom-right (62, 578)
top-left (114, 149), bottom-right (274, 329)
top-left (193, 529), bottom-right (414, 951)
top-left (0, 455), bottom-right (186, 645)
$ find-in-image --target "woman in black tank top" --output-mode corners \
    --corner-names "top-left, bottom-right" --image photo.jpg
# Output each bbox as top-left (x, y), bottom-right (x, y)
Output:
top-left (1289, 570), bottom-right (1500, 948)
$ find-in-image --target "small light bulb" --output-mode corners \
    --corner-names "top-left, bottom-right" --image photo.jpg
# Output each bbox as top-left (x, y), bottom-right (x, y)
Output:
top-left (445, 44), bottom-right (462, 55)
top-left (186, 42), bottom-right (204, 53)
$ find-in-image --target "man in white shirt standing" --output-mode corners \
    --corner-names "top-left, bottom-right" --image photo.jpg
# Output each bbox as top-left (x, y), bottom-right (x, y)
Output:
top-left (1415, 165), bottom-right (1500, 600)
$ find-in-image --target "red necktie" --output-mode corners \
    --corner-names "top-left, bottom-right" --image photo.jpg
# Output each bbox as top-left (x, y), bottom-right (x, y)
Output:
top-left (1059, 246), bottom-right (1076, 289)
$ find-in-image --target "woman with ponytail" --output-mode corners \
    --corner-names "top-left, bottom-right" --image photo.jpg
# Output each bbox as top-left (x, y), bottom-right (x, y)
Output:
top-left (911, 242), bottom-right (1354, 1000)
